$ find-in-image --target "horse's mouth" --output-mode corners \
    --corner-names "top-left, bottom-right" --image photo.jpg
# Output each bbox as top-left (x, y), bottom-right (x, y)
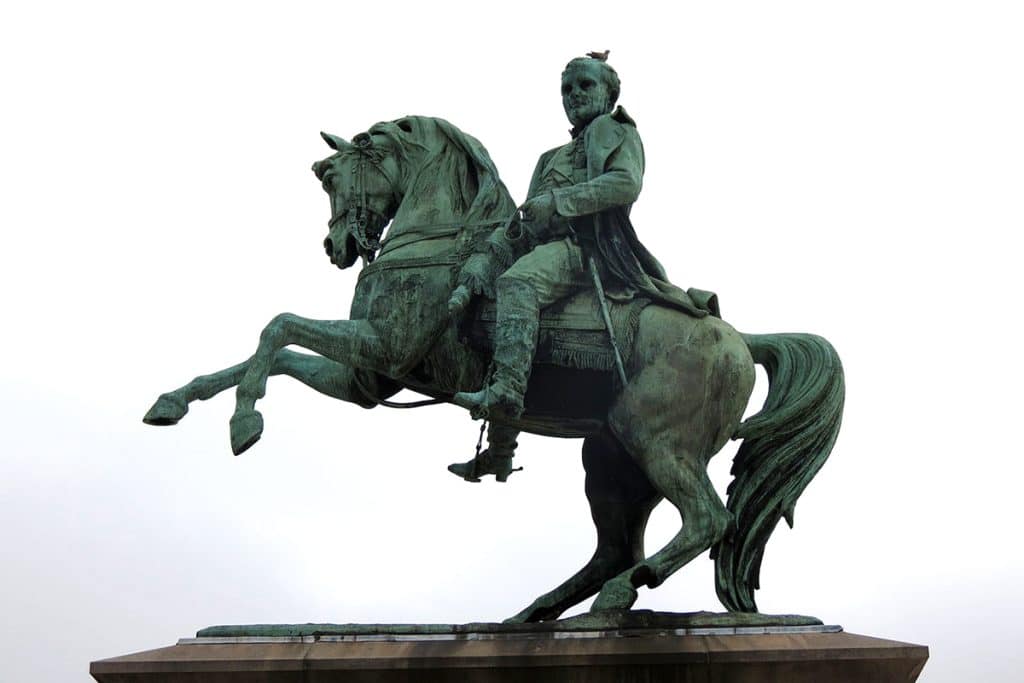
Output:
top-left (324, 234), bottom-right (359, 269)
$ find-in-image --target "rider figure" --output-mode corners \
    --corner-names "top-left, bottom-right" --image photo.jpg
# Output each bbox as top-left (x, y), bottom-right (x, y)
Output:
top-left (449, 53), bottom-right (711, 479)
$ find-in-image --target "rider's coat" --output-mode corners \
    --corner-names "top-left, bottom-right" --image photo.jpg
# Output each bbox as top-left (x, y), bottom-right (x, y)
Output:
top-left (525, 107), bottom-right (711, 318)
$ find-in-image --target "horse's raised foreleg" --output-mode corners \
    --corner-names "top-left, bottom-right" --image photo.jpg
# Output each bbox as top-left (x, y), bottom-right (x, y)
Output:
top-left (144, 349), bottom-right (393, 426)
top-left (144, 359), bottom-right (252, 426)
top-left (232, 315), bottom-right (387, 454)
top-left (506, 431), bottom-right (660, 623)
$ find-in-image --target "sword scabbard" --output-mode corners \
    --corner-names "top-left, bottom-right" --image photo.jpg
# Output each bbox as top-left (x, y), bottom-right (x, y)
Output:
top-left (587, 256), bottom-right (629, 387)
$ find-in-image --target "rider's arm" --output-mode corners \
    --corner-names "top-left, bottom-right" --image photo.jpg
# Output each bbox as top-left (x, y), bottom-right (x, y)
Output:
top-left (550, 126), bottom-right (644, 217)
top-left (452, 153), bottom-right (558, 301)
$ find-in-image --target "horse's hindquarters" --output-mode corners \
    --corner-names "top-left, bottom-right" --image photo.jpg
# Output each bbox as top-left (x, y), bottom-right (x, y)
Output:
top-left (510, 308), bottom-right (755, 444)
top-left (610, 306), bottom-right (755, 461)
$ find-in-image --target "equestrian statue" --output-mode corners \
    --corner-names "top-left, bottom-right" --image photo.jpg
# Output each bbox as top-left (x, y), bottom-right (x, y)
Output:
top-left (143, 53), bottom-right (844, 622)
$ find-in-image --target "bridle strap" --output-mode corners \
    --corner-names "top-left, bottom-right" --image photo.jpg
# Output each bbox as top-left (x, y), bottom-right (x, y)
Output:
top-left (326, 138), bottom-right (402, 258)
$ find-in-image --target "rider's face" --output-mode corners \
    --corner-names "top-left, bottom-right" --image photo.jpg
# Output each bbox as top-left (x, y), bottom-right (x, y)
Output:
top-left (562, 63), bottom-right (613, 129)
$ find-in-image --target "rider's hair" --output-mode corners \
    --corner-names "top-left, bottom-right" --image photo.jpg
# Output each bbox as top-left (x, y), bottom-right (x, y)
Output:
top-left (562, 55), bottom-right (620, 107)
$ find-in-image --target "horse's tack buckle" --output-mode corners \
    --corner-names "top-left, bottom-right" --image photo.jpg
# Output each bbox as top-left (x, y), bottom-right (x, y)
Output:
top-left (503, 208), bottom-right (527, 241)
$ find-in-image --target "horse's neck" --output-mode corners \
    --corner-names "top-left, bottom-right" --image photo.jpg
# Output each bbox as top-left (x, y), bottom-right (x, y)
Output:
top-left (379, 129), bottom-right (514, 259)
top-left (392, 199), bottom-right (464, 234)
top-left (377, 199), bottom-right (466, 258)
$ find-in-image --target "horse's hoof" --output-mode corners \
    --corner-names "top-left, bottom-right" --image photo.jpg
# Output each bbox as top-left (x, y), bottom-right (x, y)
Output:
top-left (143, 393), bottom-right (188, 426)
top-left (503, 602), bottom-right (543, 624)
top-left (591, 577), bottom-right (639, 612)
top-left (230, 410), bottom-right (264, 455)
top-left (504, 599), bottom-right (563, 623)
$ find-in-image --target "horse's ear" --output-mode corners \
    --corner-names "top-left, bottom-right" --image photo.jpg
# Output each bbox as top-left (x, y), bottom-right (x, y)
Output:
top-left (321, 132), bottom-right (352, 152)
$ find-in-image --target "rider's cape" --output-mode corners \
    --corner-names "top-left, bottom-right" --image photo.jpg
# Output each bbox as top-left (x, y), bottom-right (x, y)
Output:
top-left (530, 108), bottom-right (719, 319)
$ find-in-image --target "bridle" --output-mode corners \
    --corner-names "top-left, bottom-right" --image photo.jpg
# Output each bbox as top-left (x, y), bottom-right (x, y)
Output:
top-left (326, 133), bottom-right (401, 263)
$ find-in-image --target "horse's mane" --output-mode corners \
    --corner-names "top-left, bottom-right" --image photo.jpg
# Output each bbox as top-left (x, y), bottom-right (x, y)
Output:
top-left (367, 116), bottom-right (515, 231)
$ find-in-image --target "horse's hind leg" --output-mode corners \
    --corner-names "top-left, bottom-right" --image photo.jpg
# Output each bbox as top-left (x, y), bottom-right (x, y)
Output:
top-left (506, 430), bottom-right (660, 623)
top-left (592, 334), bottom-right (751, 611)
top-left (590, 440), bottom-right (731, 611)
top-left (144, 349), bottom-right (390, 425)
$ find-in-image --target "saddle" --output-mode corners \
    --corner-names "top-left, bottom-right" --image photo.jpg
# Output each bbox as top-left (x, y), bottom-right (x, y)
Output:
top-left (467, 290), bottom-right (650, 373)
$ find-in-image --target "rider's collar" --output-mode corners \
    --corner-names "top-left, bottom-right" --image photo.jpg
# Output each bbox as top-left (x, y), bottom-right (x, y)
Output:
top-left (569, 116), bottom-right (599, 139)
top-left (569, 107), bottom-right (634, 138)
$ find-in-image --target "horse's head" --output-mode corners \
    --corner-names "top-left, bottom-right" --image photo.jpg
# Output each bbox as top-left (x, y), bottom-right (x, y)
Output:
top-left (313, 116), bottom-right (516, 269)
top-left (312, 130), bottom-right (401, 268)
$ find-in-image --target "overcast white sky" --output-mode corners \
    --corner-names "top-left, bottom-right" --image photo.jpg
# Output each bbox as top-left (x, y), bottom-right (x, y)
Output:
top-left (1, 2), bottom-right (1022, 681)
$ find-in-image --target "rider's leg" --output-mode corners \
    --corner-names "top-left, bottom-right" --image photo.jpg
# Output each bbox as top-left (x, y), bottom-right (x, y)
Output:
top-left (454, 239), bottom-right (587, 419)
top-left (475, 275), bottom-right (539, 418)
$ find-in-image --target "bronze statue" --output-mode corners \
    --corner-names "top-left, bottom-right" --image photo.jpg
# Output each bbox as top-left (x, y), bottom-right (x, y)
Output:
top-left (144, 54), bottom-right (844, 620)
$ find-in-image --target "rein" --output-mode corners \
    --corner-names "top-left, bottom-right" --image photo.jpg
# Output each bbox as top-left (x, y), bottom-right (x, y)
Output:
top-left (377, 218), bottom-right (503, 257)
top-left (353, 372), bottom-right (448, 409)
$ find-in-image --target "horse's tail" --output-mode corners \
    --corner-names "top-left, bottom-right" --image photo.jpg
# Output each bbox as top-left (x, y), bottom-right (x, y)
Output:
top-left (711, 332), bottom-right (845, 612)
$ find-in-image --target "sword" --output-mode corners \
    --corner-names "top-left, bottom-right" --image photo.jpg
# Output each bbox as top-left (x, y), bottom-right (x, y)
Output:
top-left (587, 256), bottom-right (628, 387)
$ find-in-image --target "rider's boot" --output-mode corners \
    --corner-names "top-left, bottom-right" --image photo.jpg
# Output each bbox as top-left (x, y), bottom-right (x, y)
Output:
top-left (448, 423), bottom-right (522, 482)
top-left (454, 278), bottom-right (539, 420)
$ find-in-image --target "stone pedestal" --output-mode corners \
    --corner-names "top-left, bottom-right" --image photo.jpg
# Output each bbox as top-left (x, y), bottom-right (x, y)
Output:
top-left (91, 617), bottom-right (927, 682)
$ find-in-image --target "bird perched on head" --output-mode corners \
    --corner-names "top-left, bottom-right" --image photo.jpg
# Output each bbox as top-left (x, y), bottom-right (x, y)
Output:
top-left (586, 50), bottom-right (610, 61)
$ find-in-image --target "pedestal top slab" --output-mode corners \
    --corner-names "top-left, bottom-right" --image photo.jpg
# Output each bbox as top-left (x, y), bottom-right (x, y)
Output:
top-left (92, 623), bottom-right (928, 683)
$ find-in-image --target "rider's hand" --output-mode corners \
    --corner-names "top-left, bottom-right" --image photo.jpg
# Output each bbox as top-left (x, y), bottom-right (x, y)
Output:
top-left (456, 253), bottom-right (495, 296)
top-left (520, 192), bottom-right (556, 226)
top-left (449, 253), bottom-right (496, 317)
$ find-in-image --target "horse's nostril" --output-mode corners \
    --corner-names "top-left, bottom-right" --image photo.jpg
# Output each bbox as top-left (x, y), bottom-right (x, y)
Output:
top-left (324, 237), bottom-right (334, 255)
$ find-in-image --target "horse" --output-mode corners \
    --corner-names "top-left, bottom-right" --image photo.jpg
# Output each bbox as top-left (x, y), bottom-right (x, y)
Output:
top-left (143, 115), bottom-right (844, 620)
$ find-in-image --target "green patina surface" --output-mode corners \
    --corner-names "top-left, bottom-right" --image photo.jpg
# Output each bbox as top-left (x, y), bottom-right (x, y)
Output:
top-left (196, 610), bottom-right (825, 638)
top-left (146, 53), bottom-right (845, 621)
